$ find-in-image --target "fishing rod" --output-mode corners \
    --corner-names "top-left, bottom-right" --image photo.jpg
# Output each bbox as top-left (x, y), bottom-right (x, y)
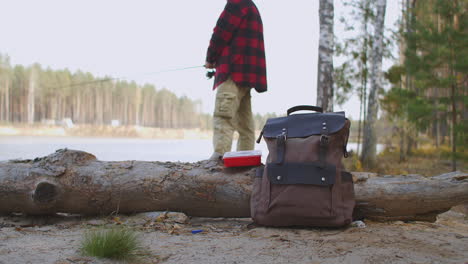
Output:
top-left (140, 65), bottom-right (216, 80)
top-left (47, 65), bottom-right (215, 89)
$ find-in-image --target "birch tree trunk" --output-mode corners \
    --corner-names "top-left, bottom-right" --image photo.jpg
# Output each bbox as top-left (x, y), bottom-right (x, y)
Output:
top-left (316, 0), bottom-right (334, 112)
top-left (361, 0), bottom-right (387, 168)
top-left (357, 0), bottom-right (372, 156)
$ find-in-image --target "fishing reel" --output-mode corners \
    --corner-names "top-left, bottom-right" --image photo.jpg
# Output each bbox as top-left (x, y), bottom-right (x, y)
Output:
top-left (206, 70), bottom-right (216, 79)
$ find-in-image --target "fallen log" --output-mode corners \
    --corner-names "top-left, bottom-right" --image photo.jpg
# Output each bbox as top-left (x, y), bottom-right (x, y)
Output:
top-left (0, 149), bottom-right (466, 222)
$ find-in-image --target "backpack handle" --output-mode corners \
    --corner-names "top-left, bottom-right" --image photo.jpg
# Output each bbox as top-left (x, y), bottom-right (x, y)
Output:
top-left (287, 105), bottom-right (323, 116)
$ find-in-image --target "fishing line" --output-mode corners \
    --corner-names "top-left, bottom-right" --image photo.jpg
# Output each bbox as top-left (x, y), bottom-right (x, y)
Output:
top-left (47, 65), bottom-right (212, 89)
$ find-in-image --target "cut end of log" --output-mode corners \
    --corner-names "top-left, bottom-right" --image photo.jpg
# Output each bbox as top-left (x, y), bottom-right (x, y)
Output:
top-left (33, 182), bottom-right (58, 204)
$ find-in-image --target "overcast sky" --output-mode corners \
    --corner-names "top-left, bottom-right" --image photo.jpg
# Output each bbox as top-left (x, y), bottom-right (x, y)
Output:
top-left (0, 0), bottom-right (401, 119)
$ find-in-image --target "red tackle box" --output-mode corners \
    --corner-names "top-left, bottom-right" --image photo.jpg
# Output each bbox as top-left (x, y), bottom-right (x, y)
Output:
top-left (223, 150), bottom-right (262, 167)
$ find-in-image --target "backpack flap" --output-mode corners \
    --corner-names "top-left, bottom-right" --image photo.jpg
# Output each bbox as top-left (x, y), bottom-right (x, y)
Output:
top-left (262, 112), bottom-right (347, 139)
top-left (258, 112), bottom-right (348, 166)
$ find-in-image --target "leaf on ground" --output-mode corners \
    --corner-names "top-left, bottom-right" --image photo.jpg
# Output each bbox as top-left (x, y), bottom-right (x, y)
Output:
top-left (112, 217), bottom-right (123, 225)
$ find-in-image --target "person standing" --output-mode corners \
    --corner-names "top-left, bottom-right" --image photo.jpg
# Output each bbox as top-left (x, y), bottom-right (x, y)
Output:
top-left (205, 0), bottom-right (267, 160)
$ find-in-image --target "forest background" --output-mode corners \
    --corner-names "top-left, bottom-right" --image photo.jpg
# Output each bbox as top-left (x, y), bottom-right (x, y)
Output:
top-left (0, 0), bottom-right (466, 175)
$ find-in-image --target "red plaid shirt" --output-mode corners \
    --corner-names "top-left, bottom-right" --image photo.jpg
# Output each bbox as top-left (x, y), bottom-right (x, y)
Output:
top-left (206, 0), bottom-right (267, 93)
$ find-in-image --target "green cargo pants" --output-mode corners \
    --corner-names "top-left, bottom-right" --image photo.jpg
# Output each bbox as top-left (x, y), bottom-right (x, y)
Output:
top-left (213, 78), bottom-right (255, 155)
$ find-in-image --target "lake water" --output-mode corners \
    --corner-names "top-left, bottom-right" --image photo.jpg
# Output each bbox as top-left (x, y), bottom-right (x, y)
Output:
top-left (0, 136), bottom-right (384, 162)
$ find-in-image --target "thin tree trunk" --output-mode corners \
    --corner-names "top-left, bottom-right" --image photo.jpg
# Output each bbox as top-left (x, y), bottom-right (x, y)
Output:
top-left (451, 12), bottom-right (459, 172)
top-left (433, 13), bottom-right (442, 148)
top-left (361, 0), bottom-right (387, 168)
top-left (406, 133), bottom-right (415, 156)
top-left (50, 95), bottom-right (57, 121)
top-left (5, 79), bottom-right (9, 123)
top-left (27, 68), bottom-right (36, 124)
top-left (135, 87), bottom-right (141, 126)
top-left (0, 149), bottom-right (466, 222)
top-left (124, 96), bottom-right (128, 126)
top-left (357, 65), bottom-right (367, 156)
top-left (0, 80), bottom-right (4, 121)
top-left (105, 85), bottom-right (112, 125)
top-left (357, 83), bottom-right (364, 156)
top-left (76, 92), bottom-right (81, 123)
top-left (111, 81), bottom-right (116, 125)
top-left (95, 87), bottom-right (103, 125)
top-left (316, 0), bottom-right (334, 112)
top-left (451, 81), bottom-right (457, 171)
top-left (434, 97), bottom-right (440, 147)
top-left (399, 126), bottom-right (406, 162)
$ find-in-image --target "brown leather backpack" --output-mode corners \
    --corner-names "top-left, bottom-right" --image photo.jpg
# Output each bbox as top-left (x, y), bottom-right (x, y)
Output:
top-left (251, 105), bottom-right (355, 227)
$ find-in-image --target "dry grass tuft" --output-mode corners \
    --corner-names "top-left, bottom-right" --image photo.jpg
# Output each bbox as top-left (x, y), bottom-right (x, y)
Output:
top-left (81, 227), bottom-right (144, 261)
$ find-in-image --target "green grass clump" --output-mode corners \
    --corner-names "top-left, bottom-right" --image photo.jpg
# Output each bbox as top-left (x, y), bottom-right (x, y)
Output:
top-left (81, 227), bottom-right (142, 261)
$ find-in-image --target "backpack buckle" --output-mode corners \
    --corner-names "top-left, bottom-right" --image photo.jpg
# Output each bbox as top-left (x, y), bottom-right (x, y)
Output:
top-left (320, 135), bottom-right (329, 146)
top-left (278, 131), bottom-right (287, 141)
top-left (276, 130), bottom-right (287, 165)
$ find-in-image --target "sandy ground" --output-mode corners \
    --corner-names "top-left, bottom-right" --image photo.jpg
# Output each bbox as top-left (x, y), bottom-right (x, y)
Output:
top-left (0, 210), bottom-right (467, 264)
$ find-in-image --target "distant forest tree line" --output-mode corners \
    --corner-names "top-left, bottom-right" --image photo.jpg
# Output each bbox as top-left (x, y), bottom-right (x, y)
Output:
top-left (0, 55), bottom-right (276, 130)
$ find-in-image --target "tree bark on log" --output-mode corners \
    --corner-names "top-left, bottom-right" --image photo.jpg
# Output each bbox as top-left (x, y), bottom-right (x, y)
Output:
top-left (0, 149), bottom-right (467, 222)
